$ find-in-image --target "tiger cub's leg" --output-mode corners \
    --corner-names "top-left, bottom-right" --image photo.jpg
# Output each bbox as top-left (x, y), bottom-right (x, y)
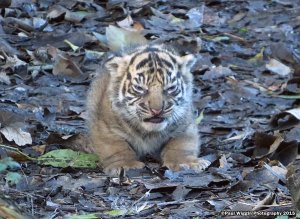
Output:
top-left (161, 125), bottom-right (211, 172)
top-left (89, 124), bottom-right (144, 176)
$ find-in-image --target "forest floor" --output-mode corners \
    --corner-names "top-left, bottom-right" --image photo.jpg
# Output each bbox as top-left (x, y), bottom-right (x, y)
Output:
top-left (0, 0), bottom-right (300, 218)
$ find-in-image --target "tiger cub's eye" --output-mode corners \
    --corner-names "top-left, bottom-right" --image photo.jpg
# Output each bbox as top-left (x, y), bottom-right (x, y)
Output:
top-left (165, 85), bottom-right (177, 94)
top-left (132, 84), bottom-right (147, 95)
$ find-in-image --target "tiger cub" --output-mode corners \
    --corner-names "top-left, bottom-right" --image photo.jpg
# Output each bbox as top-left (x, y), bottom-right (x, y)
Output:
top-left (86, 44), bottom-right (210, 176)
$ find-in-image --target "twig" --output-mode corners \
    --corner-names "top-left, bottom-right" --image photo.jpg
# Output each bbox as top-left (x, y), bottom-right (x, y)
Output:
top-left (156, 199), bottom-right (200, 207)
top-left (0, 186), bottom-right (45, 199)
top-left (28, 64), bottom-right (53, 71)
top-left (223, 32), bottom-right (247, 43)
top-left (0, 144), bottom-right (35, 161)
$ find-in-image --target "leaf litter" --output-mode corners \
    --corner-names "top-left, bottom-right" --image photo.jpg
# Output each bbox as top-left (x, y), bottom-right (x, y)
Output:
top-left (0, 0), bottom-right (300, 218)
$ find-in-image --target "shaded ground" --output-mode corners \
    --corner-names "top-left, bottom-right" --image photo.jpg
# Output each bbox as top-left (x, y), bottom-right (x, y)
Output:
top-left (0, 0), bottom-right (300, 218)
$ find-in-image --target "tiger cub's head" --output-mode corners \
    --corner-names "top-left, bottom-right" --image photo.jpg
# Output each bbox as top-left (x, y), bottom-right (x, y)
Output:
top-left (106, 45), bottom-right (196, 132)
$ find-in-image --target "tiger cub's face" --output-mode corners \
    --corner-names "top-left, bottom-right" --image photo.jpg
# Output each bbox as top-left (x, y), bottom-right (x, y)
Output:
top-left (106, 45), bottom-right (196, 132)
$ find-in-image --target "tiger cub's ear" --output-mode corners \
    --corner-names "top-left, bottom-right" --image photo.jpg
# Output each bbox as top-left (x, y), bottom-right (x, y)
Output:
top-left (105, 55), bottom-right (131, 75)
top-left (180, 54), bottom-right (197, 73)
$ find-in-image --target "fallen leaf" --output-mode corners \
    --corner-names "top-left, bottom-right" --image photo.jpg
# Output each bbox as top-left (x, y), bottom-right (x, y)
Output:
top-left (271, 108), bottom-right (300, 129)
top-left (0, 123), bottom-right (32, 146)
top-left (186, 6), bottom-right (204, 28)
top-left (0, 72), bottom-right (11, 85)
top-left (65, 10), bottom-right (89, 23)
top-left (248, 47), bottom-right (265, 63)
top-left (172, 185), bottom-right (191, 201)
top-left (286, 160), bottom-right (300, 210)
top-left (2, 55), bottom-right (27, 70)
top-left (106, 25), bottom-right (147, 51)
top-left (47, 5), bottom-right (66, 21)
top-left (230, 193), bottom-right (275, 212)
top-left (37, 149), bottom-right (99, 168)
top-left (51, 52), bottom-right (83, 78)
top-left (104, 209), bottom-right (127, 217)
top-left (69, 214), bottom-right (99, 219)
top-left (253, 132), bottom-right (284, 158)
top-left (64, 39), bottom-right (79, 52)
top-left (202, 66), bottom-right (235, 80)
top-left (266, 58), bottom-right (292, 77)
top-left (5, 172), bottom-right (22, 185)
top-left (195, 110), bottom-right (204, 124)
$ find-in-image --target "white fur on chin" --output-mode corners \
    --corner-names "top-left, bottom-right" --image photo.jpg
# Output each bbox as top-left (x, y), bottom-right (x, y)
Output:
top-left (142, 121), bottom-right (168, 132)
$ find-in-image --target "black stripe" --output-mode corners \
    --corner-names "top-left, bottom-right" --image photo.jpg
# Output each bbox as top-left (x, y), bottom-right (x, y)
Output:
top-left (148, 61), bottom-right (153, 68)
top-left (139, 102), bottom-right (148, 110)
top-left (180, 81), bottom-right (184, 95)
top-left (176, 71), bottom-right (182, 78)
top-left (177, 97), bottom-right (184, 103)
top-left (127, 89), bottom-right (135, 96)
top-left (154, 53), bottom-right (162, 66)
top-left (128, 97), bottom-right (141, 106)
top-left (129, 52), bottom-right (140, 65)
top-left (127, 72), bottom-right (131, 80)
top-left (145, 47), bottom-right (161, 53)
top-left (173, 88), bottom-right (180, 96)
top-left (168, 53), bottom-right (177, 63)
top-left (126, 96), bottom-right (134, 101)
top-left (160, 58), bottom-right (173, 69)
top-left (136, 58), bottom-right (150, 70)
top-left (166, 70), bottom-right (172, 76)
top-left (149, 67), bottom-right (155, 74)
top-left (122, 83), bottom-right (126, 95)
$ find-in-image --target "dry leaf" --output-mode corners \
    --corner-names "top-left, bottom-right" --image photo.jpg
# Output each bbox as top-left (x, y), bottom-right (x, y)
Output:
top-left (266, 58), bottom-right (292, 77)
top-left (106, 25), bottom-right (147, 51)
top-left (0, 72), bottom-right (11, 85)
top-left (0, 123), bottom-right (32, 146)
top-left (53, 54), bottom-right (83, 77)
top-left (253, 132), bottom-right (284, 158)
top-left (286, 160), bottom-right (300, 210)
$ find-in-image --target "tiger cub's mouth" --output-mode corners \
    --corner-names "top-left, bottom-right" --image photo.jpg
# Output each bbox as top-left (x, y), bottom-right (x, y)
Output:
top-left (143, 117), bottom-right (165, 123)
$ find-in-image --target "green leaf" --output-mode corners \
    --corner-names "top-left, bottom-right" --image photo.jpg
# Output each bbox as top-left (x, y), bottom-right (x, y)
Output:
top-left (0, 157), bottom-right (20, 172)
top-left (37, 149), bottom-right (99, 168)
top-left (68, 209), bottom-right (127, 218)
top-left (239, 27), bottom-right (248, 33)
top-left (104, 209), bottom-right (127, 216)
top-left (70, 209), bottom-right (127, 219)
top-left (277, 94), bottom-right (300, 99)
top-left (275, 216), bottom-right (288, 219)
top-left (0, 162), bottom-right (8, 172)
top-left (5, 158), bottom-right (21, 169)
top-left (5, 172), bottom-right (22, 184)
top-left (248, 47), bottom-right (265, 62)
top-left (69, 213), bottom-right (99, 219)
top-left (195, 110), bottom-right (204, 125)
top-left (64, 39), bottom-right (80, 52)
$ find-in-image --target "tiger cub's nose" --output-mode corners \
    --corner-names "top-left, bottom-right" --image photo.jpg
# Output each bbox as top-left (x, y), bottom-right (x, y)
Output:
top-left (150, 107), bottom-right (163, 116)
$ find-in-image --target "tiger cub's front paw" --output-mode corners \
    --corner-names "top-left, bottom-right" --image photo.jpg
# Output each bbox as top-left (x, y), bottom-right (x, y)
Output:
top-left (163, 157), bottom-right (211, 173)
top-left (103, 160), bottom-right (145, 176)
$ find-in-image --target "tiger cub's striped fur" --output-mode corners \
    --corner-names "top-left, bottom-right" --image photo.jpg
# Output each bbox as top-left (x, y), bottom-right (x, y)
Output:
top-left (86, 44), bottom-right (210, 175)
